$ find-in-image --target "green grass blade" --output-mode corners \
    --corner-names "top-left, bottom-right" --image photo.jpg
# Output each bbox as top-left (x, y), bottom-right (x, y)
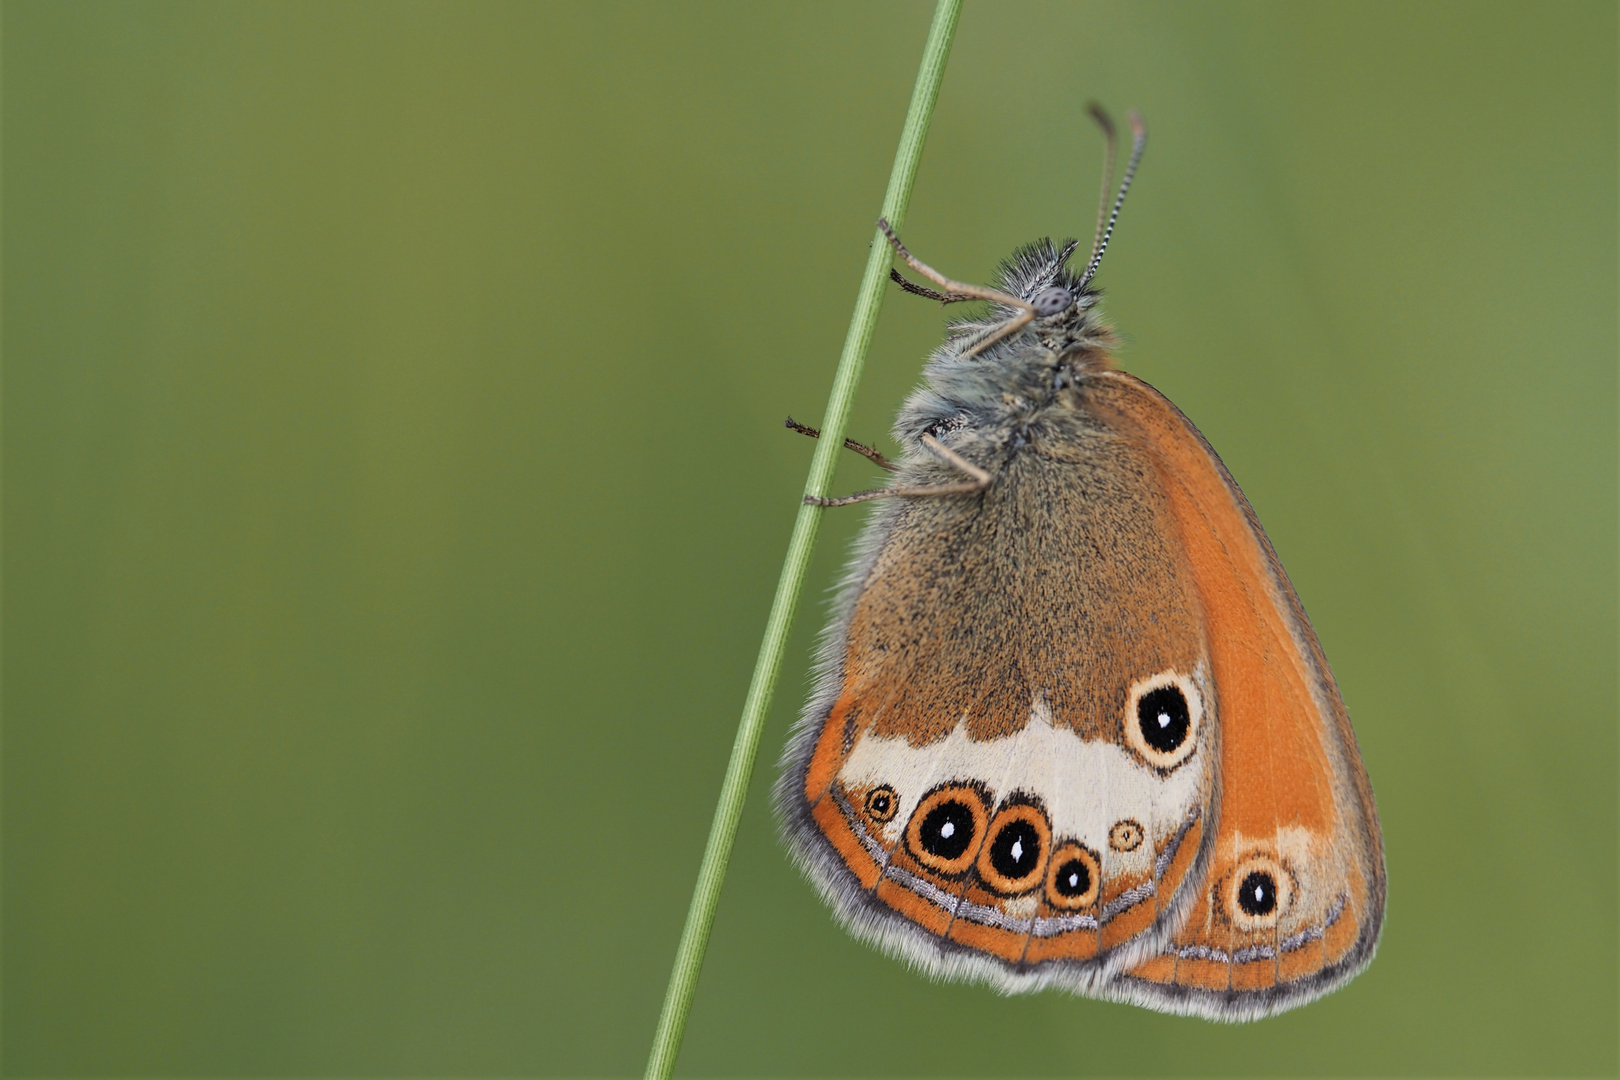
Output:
top-left (641, 3), bottom-right (961, 1077)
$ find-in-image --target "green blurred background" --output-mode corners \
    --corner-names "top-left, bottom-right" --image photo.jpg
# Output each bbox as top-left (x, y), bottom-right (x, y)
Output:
top-left (4, 1), bottom-right (1615, 1075)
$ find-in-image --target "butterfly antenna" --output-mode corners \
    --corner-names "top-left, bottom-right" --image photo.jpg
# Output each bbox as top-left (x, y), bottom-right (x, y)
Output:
top-left (1079, 110), bottom-right (1146, 289)
top-left (1085, 103), bottom-right (1119, 267)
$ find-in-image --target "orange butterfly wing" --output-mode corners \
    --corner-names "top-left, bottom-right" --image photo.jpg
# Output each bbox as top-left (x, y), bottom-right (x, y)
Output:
top-left (1092, 372), bottom-right (1386, 1020)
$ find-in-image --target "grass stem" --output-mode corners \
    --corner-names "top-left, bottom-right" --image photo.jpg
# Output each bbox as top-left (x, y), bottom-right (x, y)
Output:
top-left (641, 3), bottom-right (961, 1076)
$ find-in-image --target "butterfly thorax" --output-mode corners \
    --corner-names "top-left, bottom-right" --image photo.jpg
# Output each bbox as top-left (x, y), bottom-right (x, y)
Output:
top-left (894, 239), bottom-right (1120, 460)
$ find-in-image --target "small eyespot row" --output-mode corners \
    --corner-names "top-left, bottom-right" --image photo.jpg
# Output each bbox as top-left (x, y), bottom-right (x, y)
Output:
top-left (858, 781), bottom-right (1147, 912)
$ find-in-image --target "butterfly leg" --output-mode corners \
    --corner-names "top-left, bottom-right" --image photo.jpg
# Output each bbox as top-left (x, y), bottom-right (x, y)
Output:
top-left (915, 432), bottom-right (992, 489)
top-left (957, 308), bottom-right (1036, 360)
top-left (784, 416), bottom-right (894, 471)
top-left (888, 268), bottom-right (964, 304)
top-left (877, 219), bottom-right (1037, 361)
top-left (877, 220), bottom-right (1027, 309)
top-left (804, 434), bottom-right (991, 507)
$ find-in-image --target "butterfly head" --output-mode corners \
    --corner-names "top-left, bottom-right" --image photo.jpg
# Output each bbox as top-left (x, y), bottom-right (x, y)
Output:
top-left (943, 107), bottom-right (1146, 366)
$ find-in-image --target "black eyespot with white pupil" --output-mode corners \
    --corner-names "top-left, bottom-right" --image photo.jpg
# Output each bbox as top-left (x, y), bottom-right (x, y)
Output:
top-left (987, 818), bottom-right (1041, 880)
top-left (1044, 842), bottom-right (1100, 909)
top-left (1237, 870), bottom-right (1278, 916)
top-left (905, 785), bottom-right (989, 875)
top-left (1053, 857), bottom-right (1091, 898)
top-left (918, 799), bottom-right (976, 861)
top-left (1137, 684), bottom-right (1191, 753)
top-left (863, 785), bottom-right (897, 823)
top-left (1031, 285), bottom-right (1073, 318)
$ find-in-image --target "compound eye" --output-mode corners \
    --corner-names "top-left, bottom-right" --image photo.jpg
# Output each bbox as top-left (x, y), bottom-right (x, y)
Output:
top-left (1044, 841), bottom-right (1101, 910)
top-left (1124, 672), bottom-right (1202, 771)
top-left (904, 784), bottom-right (989, 876)
top-left (1031, 286), bottom-right (1073, 318)
top-left (975, 802), bottom-right (1051, 895)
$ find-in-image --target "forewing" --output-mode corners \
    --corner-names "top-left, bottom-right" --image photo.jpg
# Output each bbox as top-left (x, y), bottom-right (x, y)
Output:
top-left (1092, 372), bottom-right (1386, 1020)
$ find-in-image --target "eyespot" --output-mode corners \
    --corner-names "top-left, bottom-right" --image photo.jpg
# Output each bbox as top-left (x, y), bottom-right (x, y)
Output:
top-left (1044, 841), bottom-right (1101, 910)
top-left (1108, 818), bottom-right (1145, 853)
top-left (862, 784), bottom-right (898, 824)
top-left (1031, 285), bottom-right (1073, 318)
top-left (1138, 686), bottom-right (1190, 752)
top-left (1238, 871), bottom-right (1277, 916)
top-left (1224, 853), bottom-right (1294, 931)
top-left (975, 801), bottom-right (1051, 895)
top-left (904, 784), bottom-right (989, 876)
top-left (1124, 671), bottom-right (1202, 771)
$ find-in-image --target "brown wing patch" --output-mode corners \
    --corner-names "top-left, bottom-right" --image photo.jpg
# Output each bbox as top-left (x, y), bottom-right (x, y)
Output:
top-left (843, 429), bottom-right (1208, 749)
top-left (1093, 373), bottom-right (1385, 1019)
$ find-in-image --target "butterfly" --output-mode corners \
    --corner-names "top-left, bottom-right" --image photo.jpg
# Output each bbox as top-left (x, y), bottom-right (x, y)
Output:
top-left (775, 108), bottom-right (1384, 1021)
